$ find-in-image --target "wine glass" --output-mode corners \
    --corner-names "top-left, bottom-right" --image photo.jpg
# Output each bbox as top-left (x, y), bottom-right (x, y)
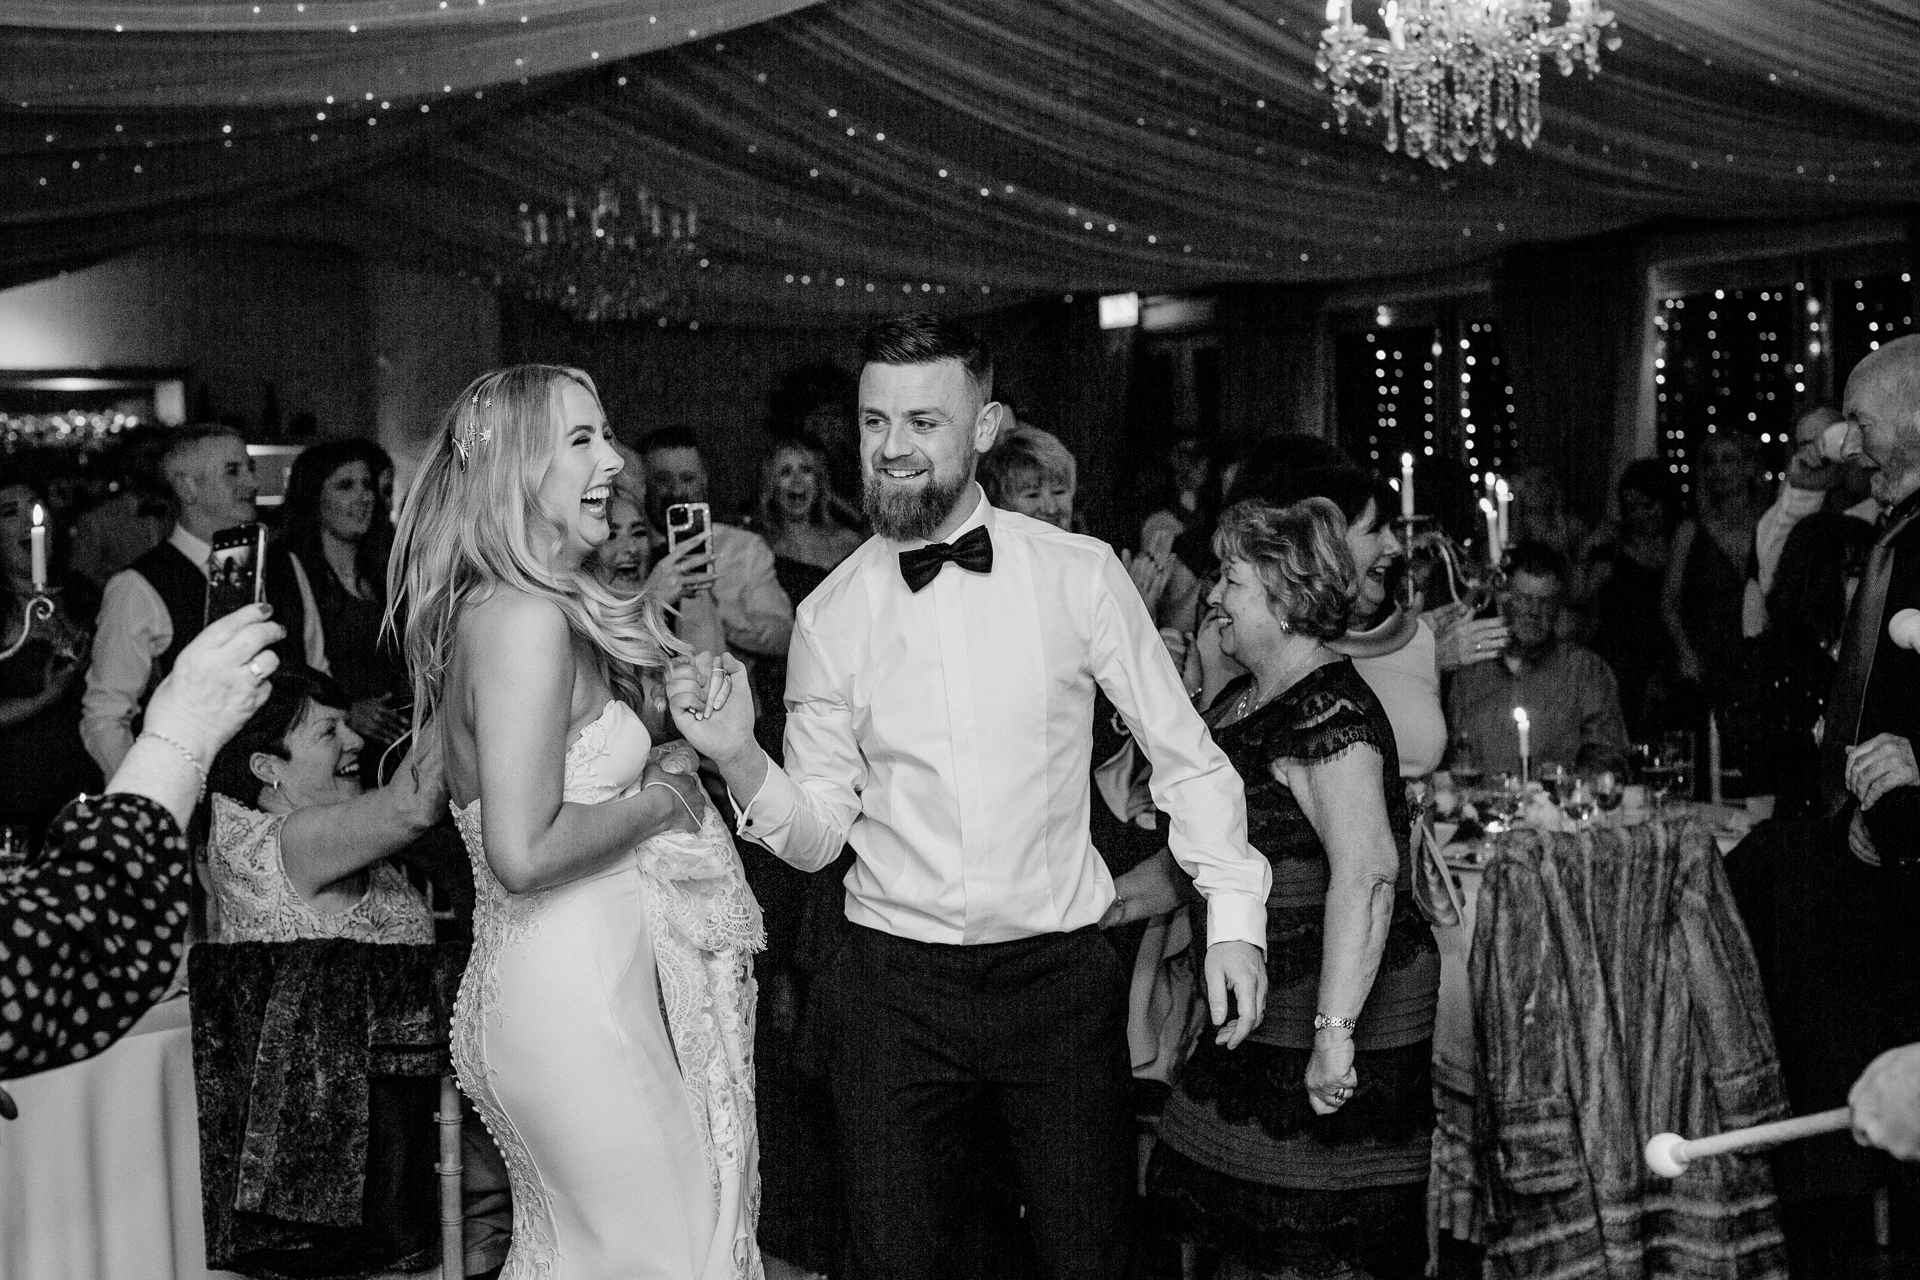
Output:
top-left (0, 825), bottom-right (31, 884)
top-left (1651, 731), bottom-right (1696, 807)
top-left (1592, 770), bottom-right (1623, 814)
top-left (1450, 739), bottom-right (1484, 791)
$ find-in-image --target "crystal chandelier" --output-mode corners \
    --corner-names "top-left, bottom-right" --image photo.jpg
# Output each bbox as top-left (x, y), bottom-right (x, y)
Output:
top-left (1316, 0), bottom-right (1618, 168)
top-left (517, 175), bottom-right (706, 321)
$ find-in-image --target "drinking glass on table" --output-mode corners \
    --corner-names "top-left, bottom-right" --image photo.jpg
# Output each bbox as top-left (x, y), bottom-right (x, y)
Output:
top-left (1592, 770), bottom-right (1623, 814)
top-left (1648, 732), bottom-right (1695, 807)
top-left (1450, 739), bottom-right (1484, 790)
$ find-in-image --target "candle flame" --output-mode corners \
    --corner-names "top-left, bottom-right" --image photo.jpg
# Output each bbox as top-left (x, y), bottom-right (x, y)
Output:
top-left (1495, 478), bottom-right (1510, 499)
top-left (1513, 707), bottom-right (1529, 729)
top-left (1480, 497), bottom-right (1495, 514)
top-left (30, 503), bottom-right (44, 527)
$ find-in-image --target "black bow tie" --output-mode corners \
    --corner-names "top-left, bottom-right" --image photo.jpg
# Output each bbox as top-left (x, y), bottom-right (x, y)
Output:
top-left (898, 526), bottom-right (994, 593)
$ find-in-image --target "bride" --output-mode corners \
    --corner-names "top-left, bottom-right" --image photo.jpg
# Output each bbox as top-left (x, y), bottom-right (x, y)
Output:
top-left (388, 364), bottom-right (765, 1279)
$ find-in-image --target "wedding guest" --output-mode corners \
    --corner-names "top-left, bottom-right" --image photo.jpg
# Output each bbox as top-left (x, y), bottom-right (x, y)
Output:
top-left (1744, 404), bottom-right (1879, 636)
top-left (1586, 460), bottom-right (1681, 740)
top-left (1738, 513), bottom-right (1871, 809)
top-left (0, 477), bottom-right (102, 845)
top-left (81, 426), bottom-right (326, 777)
top-left (1110, 497), bottom-right (1438, 1280)
top-left (594, 478), bottom-right (652, 594)
top-left (753, 434), bottom-right (864, 598)
top-left (204, 666), bottom-right (442, 943)
top-left (1449, 541), bottom-right (1630, 776)
top-left (66, 482), bottom-right (169, 587)
top-left (638, 426), bottom-right (793, 663)
top-left (979, 424), bottom-right (1079, 533)
top-left (674, 313), bottom-right (1270, 1279)
top-left (1509, 466), bottom-right (1594, 624)
top-left (1663, 432), bottom-right (1764, 705)
top-left (3, 604), bottom-right (283, 1078)
top-left (1276, 464), bottom-right (1456, 779)
top-left (280, 440), bottom-right (409, 782)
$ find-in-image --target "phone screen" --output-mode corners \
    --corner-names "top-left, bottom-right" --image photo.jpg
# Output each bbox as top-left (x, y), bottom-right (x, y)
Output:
top-left (666, 502), bottom-right (713, 571)
top-left (205, 523), bottom-right (268, 626)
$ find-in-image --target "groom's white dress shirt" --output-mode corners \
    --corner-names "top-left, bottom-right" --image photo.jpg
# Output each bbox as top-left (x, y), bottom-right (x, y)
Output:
top-left (736, 487), bottom-right (1270, 949)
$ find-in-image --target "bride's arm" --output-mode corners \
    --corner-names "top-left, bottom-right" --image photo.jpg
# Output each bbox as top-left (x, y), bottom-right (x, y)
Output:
top-left (468, 593), bottom-right (700, 894)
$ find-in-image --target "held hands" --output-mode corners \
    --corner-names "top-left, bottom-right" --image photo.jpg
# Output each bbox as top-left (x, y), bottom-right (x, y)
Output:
top-left (1306, 1031), bottom-right (1358, 1115)
top-left (1205, 939), bottom-right (1266, 1049)
top-left (1847, 734), bottom-right (1919, 811)
top-left (665, 651), bottom-right (755, 766)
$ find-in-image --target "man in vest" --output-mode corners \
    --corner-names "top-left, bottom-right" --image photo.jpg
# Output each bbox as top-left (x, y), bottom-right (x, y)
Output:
top-left (80, 425), bottom-right (327, 776)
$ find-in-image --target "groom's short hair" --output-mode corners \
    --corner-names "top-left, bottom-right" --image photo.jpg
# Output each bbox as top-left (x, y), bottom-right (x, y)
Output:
top-left (859, 313), bottom-right (993, 400)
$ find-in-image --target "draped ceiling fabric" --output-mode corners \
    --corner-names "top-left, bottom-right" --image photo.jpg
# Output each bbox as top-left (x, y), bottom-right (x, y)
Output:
top-left (2, 0), bottom-right (1919, 324)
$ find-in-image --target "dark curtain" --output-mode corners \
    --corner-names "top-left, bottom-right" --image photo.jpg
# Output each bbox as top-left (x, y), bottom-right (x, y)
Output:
top-left (1497, 233), bottom-right (1651, 523)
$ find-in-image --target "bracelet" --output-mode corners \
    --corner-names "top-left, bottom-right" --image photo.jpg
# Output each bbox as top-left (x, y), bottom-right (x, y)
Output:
top-left (643, 778), bottom-right (702, 829)
top-left (137, 731), bottom-right (208, 799)
top-left (1313, 1012), bottom-right (1357, 1032)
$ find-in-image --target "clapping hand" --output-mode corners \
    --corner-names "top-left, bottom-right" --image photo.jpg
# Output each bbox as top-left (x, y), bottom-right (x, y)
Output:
top-left (1429, 601), bottom-right (1509, 673)
top-left (1122, 547), bottom-right (1176, 614)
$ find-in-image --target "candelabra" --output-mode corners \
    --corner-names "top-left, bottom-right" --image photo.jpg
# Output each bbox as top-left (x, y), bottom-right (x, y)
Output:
top-left (517, 176), bottom-right (706, 321)
top-left (1316, 0), bottom-right (1618, 168)
top-left (0, 592), bottom-right (55, 662)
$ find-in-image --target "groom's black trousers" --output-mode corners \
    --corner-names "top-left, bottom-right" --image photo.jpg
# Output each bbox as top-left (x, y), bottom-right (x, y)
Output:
top-left (819, 921), bottom-right (1137, 1280)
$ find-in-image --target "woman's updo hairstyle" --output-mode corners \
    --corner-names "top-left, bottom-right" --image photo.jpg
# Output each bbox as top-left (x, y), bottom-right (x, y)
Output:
top-left (1212, 497), bottom-right (1356, 640)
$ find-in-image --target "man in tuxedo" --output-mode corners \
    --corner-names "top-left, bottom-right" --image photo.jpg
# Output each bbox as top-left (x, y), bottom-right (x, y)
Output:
top-left (1820, 335), bottom-right (1920, 1044)
top-left (673, 313), bottom-right (1270, 1279)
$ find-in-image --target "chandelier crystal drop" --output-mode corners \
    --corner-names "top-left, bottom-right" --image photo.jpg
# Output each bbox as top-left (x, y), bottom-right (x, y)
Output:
top-left (1316, 0), bottom-right (1619, 169)
top-left (516, 174), bottom-right (706, 321)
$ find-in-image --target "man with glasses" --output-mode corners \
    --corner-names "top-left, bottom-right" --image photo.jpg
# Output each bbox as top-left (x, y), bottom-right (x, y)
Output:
top-left (1446, 541), bottom-right (1630, 777)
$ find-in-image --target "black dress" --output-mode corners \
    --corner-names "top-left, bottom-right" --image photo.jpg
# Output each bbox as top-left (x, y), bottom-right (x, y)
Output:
top-left (1147, 661), bottom-right (1438, 1280)
top-left (295, 551), bottom-right (408, 782)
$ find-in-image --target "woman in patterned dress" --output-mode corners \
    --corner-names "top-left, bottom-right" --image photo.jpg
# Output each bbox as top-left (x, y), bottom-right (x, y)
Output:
top-left (1110, 497), bottom-right (1439, 1280)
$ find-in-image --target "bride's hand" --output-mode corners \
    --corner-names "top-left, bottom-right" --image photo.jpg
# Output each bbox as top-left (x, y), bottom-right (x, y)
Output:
top-left (667, 652), bottom-right (755, 768)
top-left (640, 761), bottom-right (704, 835)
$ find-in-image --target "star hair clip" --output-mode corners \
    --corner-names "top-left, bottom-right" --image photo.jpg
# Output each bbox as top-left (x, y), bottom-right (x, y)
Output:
top-left (452, 393), bottom-right (491, 465)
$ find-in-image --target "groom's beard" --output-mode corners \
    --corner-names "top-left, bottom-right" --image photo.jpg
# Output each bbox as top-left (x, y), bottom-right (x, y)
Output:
top-left (863, 465), bottom-right (973, 542)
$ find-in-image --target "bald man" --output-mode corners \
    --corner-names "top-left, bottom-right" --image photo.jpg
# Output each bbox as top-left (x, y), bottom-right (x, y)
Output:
top-left (81, 426), bottom-right (326, 776)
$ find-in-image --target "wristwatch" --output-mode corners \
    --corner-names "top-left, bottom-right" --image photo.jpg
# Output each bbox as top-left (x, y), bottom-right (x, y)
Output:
top-left (1313, 1013), bottom-right (1357, 1032)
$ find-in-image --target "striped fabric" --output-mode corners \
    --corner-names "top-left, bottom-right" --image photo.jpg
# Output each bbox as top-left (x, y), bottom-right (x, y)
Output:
top-left (1465, 820), bottom-right (1790, 1280)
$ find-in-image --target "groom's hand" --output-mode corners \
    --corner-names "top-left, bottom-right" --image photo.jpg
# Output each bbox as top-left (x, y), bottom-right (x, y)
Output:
top-left (1205, 940), bottom-right (1266, 1049)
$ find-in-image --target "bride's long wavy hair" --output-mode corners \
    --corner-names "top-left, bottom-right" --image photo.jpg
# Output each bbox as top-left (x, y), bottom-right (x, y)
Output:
top-left (386, 364), bottom-right (681, 730)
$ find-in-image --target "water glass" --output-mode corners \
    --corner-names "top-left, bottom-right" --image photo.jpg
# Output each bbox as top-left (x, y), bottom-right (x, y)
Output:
top-left (1592, 770), bottom-right (1623, 813)
top-left (1450, 740), bottom-right (1484, 790)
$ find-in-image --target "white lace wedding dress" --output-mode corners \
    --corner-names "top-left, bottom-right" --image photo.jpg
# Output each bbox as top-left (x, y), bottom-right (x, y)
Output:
top-left (451, 700), bottom-right (765, 1279)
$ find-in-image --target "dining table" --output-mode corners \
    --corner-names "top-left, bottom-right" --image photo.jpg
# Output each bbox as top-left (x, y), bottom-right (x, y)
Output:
top-left (0, 994), bottom-right (243, 1280)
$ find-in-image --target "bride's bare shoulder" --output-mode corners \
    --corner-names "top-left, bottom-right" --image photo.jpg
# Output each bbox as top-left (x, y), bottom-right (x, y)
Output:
top-left (456, 589), bottom-right (569, 648)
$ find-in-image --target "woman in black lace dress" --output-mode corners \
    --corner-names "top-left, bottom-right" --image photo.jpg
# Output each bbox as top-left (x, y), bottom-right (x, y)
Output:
top-left (1111, 497), bottom-right (1438, 1279)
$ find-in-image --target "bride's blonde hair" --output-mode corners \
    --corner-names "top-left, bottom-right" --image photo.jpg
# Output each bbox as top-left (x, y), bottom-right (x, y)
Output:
top-left (386, 364), bottom-right (681, 728)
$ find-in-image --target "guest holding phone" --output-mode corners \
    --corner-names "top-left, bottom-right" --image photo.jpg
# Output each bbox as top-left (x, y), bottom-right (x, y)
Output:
top-left (81, 425), bottom-right (327, 778)
top-left (638, 426), bottom-right (793, 663)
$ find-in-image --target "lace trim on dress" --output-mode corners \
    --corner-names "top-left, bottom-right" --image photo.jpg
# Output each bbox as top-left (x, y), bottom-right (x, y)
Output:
top-left (207, 795), bottom-right (433, 946)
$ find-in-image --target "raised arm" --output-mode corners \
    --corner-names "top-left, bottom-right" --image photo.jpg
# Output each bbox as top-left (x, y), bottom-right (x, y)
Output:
top-left (463, 594), bottom-right (698, 894)
top-left (276, 728), bottom-right (449, 902)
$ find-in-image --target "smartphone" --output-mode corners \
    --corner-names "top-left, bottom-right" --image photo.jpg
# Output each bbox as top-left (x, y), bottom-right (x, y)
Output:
top-left (666, 502), bottom-right (713, 572)
top-left (205, 523), bottom-right (268, 626)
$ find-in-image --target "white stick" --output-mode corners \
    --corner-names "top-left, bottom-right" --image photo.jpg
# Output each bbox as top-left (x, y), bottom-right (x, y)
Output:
top-left (1644, 1106), bottom-right (1850, 1178)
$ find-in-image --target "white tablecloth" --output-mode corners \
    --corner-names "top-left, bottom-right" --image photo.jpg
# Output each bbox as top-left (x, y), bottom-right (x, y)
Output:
top-left (0, 996), bottom-right (242, 1280)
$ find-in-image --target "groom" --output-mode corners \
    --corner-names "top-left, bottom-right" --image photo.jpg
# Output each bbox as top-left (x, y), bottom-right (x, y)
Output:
top-left (674, 313), bottom-right (1270, 1278)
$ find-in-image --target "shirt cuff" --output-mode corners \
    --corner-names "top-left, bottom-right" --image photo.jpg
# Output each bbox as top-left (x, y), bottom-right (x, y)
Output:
top-left (1203, 892), bottom-right (1268, 952)
top-left (728, 747), bottom-right (788, 846)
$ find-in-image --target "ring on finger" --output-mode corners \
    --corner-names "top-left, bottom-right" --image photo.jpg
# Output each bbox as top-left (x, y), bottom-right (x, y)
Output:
top-left (246, 658), bottom-right (266, 683)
